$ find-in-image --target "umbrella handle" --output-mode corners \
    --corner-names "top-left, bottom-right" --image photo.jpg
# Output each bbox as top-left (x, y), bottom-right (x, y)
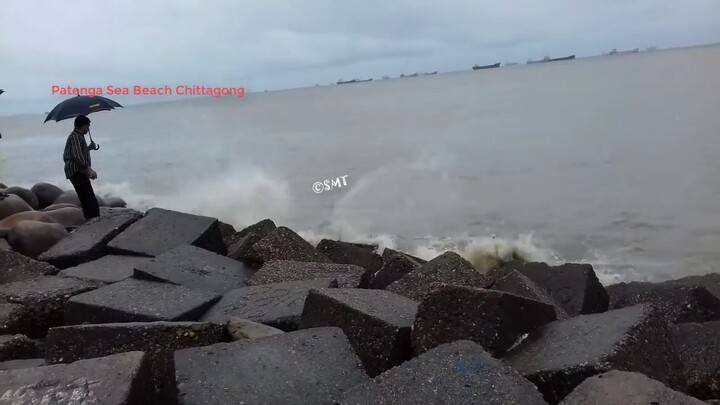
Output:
top-left (88, 131), bottom-right (100, 151)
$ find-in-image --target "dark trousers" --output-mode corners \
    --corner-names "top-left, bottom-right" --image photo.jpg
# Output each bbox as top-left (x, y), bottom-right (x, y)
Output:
top-left (69, 173), bottom-right (100, 220)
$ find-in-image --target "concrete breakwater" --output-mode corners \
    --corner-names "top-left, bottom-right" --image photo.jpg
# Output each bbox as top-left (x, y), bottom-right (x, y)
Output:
top-left (0, 181), bottom-right (719, 404)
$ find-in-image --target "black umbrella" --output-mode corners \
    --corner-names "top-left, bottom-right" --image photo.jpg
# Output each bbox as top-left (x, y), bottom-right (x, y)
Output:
top-left (44, 95), bottom-right (123, 150)
top-left (0, 89), bottom-right (4, 95)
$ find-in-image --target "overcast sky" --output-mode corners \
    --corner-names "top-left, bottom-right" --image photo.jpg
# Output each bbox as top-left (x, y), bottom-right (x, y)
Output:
top-left (2, 0), bottom-right (720, 115)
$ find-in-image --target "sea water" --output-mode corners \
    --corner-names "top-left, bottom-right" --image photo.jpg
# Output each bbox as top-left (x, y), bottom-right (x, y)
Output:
top-left (1, 44), bottom-right (720, 285)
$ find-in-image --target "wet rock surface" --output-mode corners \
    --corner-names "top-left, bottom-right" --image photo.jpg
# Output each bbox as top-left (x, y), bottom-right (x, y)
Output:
top-left (364, 248), bottom-right (424, 289)
top-left (316, 239), bottom-right (383, 285)
top-left (0, 351), bottom-right (152, 404)
top-left (240, 226), bottom-right (332, 268)
top-left (107, 207), bottom-right (225, 257)
top-left (45, 322), bottom-right (227, 404)
top-left (386, 252), bottom-right (490, 301)
top-left (65, 278), bottom-right (221, 324)
top-left (201, 278), bottom-right (338, 331)
top-left (134, 244), bottom-right (255, 294)
top-left (499, 262), bottom-right (609, 316)
top-left (672, 321), bottom-right (720, 400)
top-left (247, 259), bottom-right (365, 288)
top-left (226, 317), bottom-right (284, 340)
top-left (300, 288), bottom-right (418, 376)
top-left (502, 304), bottom-right (685, 404)
top-left (339, 340), bottom-right (547, 405)
top-left (39, 207), bottom-right (143, 269)
top-left (0, 249), bottom-right (58, 284)
top-left (491, 270), bottom-right (571, 320)
top-left (0, 276), bottom-right (97, 338)
top-left (607, 281), bottom-right (720, 324)
top-left (559, 370), bottom-right (705, 405)
top-left (412, 284), bottom-right (557, 357)
top-left (0, 334), bottom-right (42, 361)
top-left (59, 254), bottom-right (151, 284)
top-left (174, 327), bottom-right (369, 405)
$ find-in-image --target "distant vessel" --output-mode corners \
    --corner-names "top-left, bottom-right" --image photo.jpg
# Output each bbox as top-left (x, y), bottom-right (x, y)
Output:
top-left (382, 76), bottom-right (390, 80)
top-left (472, 63), bottom-right (500, 70)
top-left (527, 55), bottom-right (576, 64)
top-left (606, 48), bottom-right (639, 55)
top-left (336, 78), bottom-right (373, 84)
top-left (400, 73), bottom-right (419, 78)
top-left (504, 62), bottom-right (518, 66)
top-left (422, 71), bottom-right (438, 75)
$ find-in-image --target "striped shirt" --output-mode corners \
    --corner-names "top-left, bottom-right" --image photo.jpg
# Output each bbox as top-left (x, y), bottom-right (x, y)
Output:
top-left (63, 129), bottom-right (91, 178)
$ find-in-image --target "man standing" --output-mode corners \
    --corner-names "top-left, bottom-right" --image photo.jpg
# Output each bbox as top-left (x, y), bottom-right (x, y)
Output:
top-left (63, 115), bottom-right (100, 219)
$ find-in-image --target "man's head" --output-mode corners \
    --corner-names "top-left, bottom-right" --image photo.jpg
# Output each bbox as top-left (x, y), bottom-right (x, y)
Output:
top-left (74, 115), bottom-right (91, 134)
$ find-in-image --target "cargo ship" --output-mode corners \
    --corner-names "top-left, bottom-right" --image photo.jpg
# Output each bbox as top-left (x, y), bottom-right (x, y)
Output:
top-left (606, 48), bottom-right (639, 55)
top-left (472, 62), bottom-right (501, 70)
top-left (527, 55), bottom-right (576, 64)
top-left (399, 73), bottom-right (419, 78)
top-left (336, 78), bottom-right (373, 84)
top-left (422, 71), bottom-right (438, 75)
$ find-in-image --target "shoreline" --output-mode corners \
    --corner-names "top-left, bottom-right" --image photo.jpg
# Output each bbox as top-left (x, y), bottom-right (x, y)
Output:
top-left (1, 180), bottom-right (720, 403)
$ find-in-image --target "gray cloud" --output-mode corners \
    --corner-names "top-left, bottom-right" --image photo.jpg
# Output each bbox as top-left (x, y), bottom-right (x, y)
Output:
top-left (1, 0), bottom-right (720, 114)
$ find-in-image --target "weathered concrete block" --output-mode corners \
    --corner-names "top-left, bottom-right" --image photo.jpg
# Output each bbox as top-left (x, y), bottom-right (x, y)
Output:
top-left (0, 302), bottom-right (22, 334)
top-left (0, 351), bottom-right (151, 404)
top-left (0, 358), bottom-right (46, 371)
top-left (217, 221), bottom-right (236, 246)
top-left (0, 249), bottom-right (58, 284)
top-left (248, 260), bottom-right (365, 288)
top-left (673, 321), bottom-right (720, 400)
top-left (174, 327), bottom-right (369, 405)
top-left (0, 276), bottom-right (97, 338)
top-left (230, 218), bottom-right (276, 243)
top-left (60, 255), bottom-right (151, 284)
top-left (365, 248), bottom-right (422, 290)
top-left (241, 226), bottom-right (332, 268)
top-left (559, 370), bottom-right (705, 405)
top-left (503, 304), bottom-right (685, 404)
top-left (65, 278), bottom-right (221, 325)
top-left (0, 334), bottom-right (41, 361)
top-left (134, 244), bottom-right (254, 294)
top-left (106, 207), bottom-right (226, 257)
top-left (39, 207), bottom-right (143, 269)
top-left (501, 262), bottom-right (609, 316)
top-left (201, 278), bottom-right (338, 331)
top-left (412, 284), bottom-right (557, 357)
top-left (300, 288), bottom-right (418, 377)
top-left (339, 340), bottom-right (546, 405)
top-left (316, 239), bottom-right (383, 285)
top-left (607, 281), bottom-right (720, 324)
top-left (491, 270), bottom-right (570, 320)
top-left (45, 322), bottom-right (227, 404)
top-left (227, 318), bottom-right (284, 340)
top-left (666, 272), bottom-right (720, 299)
top-left (227, 231), bottom-right (264, 261)
top-left (386, 252), bottom-right (490, 301)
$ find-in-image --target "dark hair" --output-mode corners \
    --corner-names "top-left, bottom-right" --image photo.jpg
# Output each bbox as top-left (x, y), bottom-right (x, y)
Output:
top-left (74, 115), bottom-right (91, 128)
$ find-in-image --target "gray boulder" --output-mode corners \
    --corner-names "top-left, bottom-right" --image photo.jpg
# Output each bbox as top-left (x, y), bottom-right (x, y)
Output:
top-left (8, 221), bottom-right (68, 259)
top-left (31, 183), bottom-right (64, 209)
top-left (4, 186), bottom-right (39, 210)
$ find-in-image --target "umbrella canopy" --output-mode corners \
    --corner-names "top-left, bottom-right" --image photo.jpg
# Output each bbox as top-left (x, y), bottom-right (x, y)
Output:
top-left (44, 95), bottom-right (122, 123)
top-left (0, 89), bottom-right (4, 95)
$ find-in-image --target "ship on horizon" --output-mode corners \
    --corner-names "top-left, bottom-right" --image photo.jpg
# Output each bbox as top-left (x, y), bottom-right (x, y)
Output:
top-left (399, 73), bottom-right (419, 78)
top-left (605, 48), bottom-right (639, 56)
top-left (472, 62), bottom-right (501, 70)
top-left (527, 55), bottom-right (576, 64)
top-left (336, 78), bottom-right (373, 84)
